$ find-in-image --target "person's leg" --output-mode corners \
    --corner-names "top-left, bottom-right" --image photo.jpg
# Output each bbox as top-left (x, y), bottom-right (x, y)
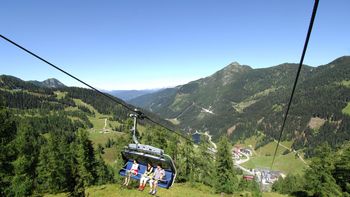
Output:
top-left (149, 179), bottom-right (154, 193)
top-left (140, 177), bottom-right (146, 191)
top-left (123, 176), bottom-right (127, 185)
top-left (139, 177), bottom-right (143, 186)
top-left (143, 177), bottom-right (149, 187)
top-left (152, 180), bottom-right (158, 195)
top-left (126, 172), bottom-right (132, 186)
top-left (139, 177), bottom-right (146, 189)
top-left (123, 171), bottom-right (129, 185)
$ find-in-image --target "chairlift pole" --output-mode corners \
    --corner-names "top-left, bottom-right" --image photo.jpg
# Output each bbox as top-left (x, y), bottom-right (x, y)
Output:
top-left (130, 109), bottom-right (144, 145)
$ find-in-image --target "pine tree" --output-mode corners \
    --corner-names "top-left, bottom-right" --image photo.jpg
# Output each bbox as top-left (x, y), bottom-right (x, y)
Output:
top-left (0, 109), bottom-right (17, 196)
top-left (193, 142), bottom-right (215, 186)
top-left (9, 121), bottom-right (42, 196)
top-left (333, 145), bottom-right (350, 195)
top-left (176, 140), bottom-right (195, 182)
top-left (94, 151), bottom-right (114, 185)
top-left (215, 136), bottom-right (238, 194)
top-left (74, 129), bottom-right (96, 187)
top-left (165, 134), bottom-right (179, 163)
top-left (272, 174), bottom-right (304, 195)
top-left (69, 151), bottom-right (85, 197)
top-left (36, 131), bottom-right (71, 193)
top-left (304, 143), bottom-right (342, 196)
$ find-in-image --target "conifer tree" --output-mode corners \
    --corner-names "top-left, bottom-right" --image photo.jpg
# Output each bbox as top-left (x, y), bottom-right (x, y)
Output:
top-left (304, 143), bottom-right (342, 196)
top-left (215, 136), bottom-right (238, 194)
top-left (176, 140), bottom-right (195, 182)
top-left (69, 151), bottom-right (85, 197)
top-left (0, 109), bottom-right (17, 196)
top-left (193, 142), bottom-right (215, 186)
top-left (10, 121), bottom-right (42, 196)
top-left (36, 131), bottom-right (71, 193)
top-left (74, 129), bottom-right (96, 187)
top-left (94, 151), bottom-right (114, 185)
top-left (333, 145), bottom-right (350, 195)
top-left (165, 134), bottom-right (179, 162)
top-left (272, 174), bottom-right (304, 195)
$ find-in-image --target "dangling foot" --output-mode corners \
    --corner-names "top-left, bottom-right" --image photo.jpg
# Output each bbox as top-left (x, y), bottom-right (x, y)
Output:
top-left (151, 189), bottom-right (157, 195)
top-left (149, 189), bottom-right (153, 194)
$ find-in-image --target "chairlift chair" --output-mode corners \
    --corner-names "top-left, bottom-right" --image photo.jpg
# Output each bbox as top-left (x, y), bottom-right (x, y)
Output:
top-left (119, 110), bottom-right (177, 189)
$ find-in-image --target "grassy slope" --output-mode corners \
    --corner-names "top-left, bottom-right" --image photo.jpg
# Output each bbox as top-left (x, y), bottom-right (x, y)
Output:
top-left (262, 193), bottom-right (288, 197)
top-left (44, 92), bottom-right (290, 197)
top-left (54, 92), bottom-right (125, 164)
top-left (67, 95), bottom-right (146, 164)
top-left (44, 183), bottom-right (219, 197)
top-left (238, 136), bottom-right (307, 174)
top-left (342, 102), bottom-right (350, 115)
top-left (44, 183), bottom-right (286, 197)
top-left (71, 97), bottom-right (120, 132)
top-left (89, 132), bottom-right (123, 164)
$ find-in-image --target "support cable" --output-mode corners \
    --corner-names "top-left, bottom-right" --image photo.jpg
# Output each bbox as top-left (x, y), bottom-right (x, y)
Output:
top-left (270, 0), bottom-right (319, 169)
top-left (0, 34), bottom-right (193, 142)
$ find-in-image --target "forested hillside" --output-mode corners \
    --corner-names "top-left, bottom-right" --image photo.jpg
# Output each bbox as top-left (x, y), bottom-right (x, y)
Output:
top-left (0, 75), bottom-right (131, 196)
top-left (1, 69), bottom-right (349, 196)
top-left (0, 75), bottom-right (260, 196)
top-left (130, 56), bottom-right (350, 156)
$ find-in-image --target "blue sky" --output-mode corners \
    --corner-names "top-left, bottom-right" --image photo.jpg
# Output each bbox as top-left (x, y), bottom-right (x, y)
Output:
top-left (1, 0), bottom-right (349, 90)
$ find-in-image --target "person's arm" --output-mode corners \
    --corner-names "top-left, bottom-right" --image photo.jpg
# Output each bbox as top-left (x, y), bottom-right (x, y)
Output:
top-left (160, 170), bottom-right (165, 180)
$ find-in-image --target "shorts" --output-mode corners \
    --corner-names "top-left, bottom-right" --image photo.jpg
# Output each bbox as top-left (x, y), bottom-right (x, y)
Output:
top-left (127, 169), bottom-right (138, 176)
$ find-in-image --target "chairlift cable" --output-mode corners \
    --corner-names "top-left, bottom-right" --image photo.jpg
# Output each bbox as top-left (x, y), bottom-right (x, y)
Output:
top-left (270, 0), bottom-right (319, 169)
top-left (0, 34), bottom-right (193, 143)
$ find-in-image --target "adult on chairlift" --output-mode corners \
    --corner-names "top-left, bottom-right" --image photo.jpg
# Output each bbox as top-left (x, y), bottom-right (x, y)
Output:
top-left (149, 164), bottom-right (165, 195)
top-left (123, 159), bottom-right (139, 187)
top-left (138, 163), bottom-right (154, 191)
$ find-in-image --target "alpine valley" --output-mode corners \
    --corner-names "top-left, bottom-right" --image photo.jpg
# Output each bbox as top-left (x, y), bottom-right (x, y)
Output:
top-left (130, 56), bottom-right (350, 156)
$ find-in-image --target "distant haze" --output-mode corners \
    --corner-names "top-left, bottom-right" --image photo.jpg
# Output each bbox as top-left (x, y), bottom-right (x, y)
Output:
top-left (105, 89), bottom-right (162, 101)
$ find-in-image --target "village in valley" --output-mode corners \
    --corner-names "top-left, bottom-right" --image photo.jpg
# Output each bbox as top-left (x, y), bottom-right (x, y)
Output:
top-left (192, 131), bottom-right (286, 191)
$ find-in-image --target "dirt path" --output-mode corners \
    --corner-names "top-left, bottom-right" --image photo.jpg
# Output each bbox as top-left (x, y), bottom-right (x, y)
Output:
top-left (103, 118), bottom-right (108, 132)
top-left (233, 149), bottom-right (253, 175)
top-left (272, 139), bottom-right (308, 165)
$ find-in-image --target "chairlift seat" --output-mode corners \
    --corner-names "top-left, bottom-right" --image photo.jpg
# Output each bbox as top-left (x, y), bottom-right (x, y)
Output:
top-left (119, 160), bottom-right (173, 188)
top-left (119, 146), bottom-right (176, 189)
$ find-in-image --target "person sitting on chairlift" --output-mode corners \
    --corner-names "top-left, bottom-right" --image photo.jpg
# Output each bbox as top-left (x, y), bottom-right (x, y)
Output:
top-left (123, 159), bottom-right (139, 186)
top-left (149, 164), bottom-right (165, 195)
top-left (138, 163), bottom-right (154, 191)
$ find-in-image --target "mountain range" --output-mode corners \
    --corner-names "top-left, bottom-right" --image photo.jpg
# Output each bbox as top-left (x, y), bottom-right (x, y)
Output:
top-left (29, 78), bottom-right (66, 88)
top-left (129, 56), bottom-right (350, 155)
top-left (1, 56), bottom-right (349, 156)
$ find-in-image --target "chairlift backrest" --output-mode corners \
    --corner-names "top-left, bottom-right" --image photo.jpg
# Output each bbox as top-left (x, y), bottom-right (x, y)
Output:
top-left (128, 143), bottom-right (164, 155)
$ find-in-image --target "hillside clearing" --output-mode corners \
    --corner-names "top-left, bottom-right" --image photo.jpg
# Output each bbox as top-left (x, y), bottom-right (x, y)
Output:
top-left (307, 117), bottom-right (326, 130)
top-left (342, 102), bottom-right (350, 116)
top-left (238, 137), bottom-right (307, 174)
